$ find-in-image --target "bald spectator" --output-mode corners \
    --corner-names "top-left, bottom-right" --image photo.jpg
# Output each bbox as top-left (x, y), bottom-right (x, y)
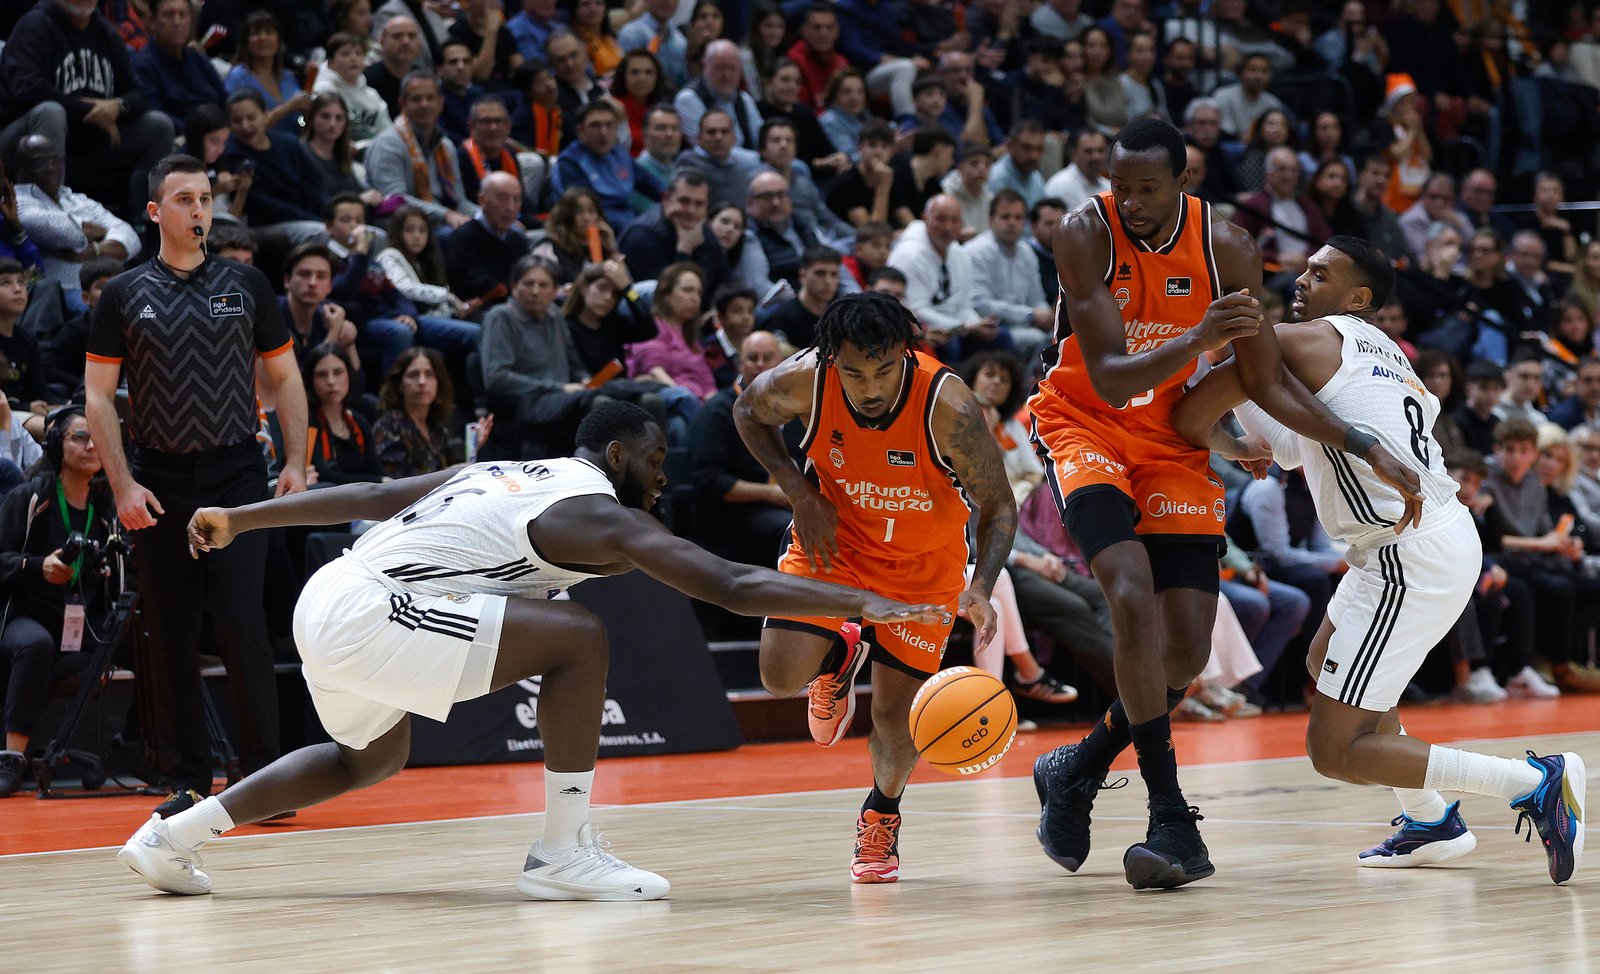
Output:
top-left (366, 72), bottom-right (474, 229)
top-left (1232, 145), bottom-right (1332, 279)
top-left (888, 194), bottom-right (1007, 359)
top-left (13, 135), bottom-right (139, 312)
top-left (676, 40), bottom-right (763, 150)
top-left (674, 109), bottom-right (762, 211)
top-left (553, 101), bottom-right (662, 234)
top-left (443, 170), bottom-right (529, 317)
top-left (1398, 172), bottom-right (1469, 266)
top-left (1042, 129), bottom-right (1110, 213)
top-left (618, 0), bottom-right (689, 89)
top-left (688, 330), bottom-right (798, 566)
top-left (366, 16), bottom-right (425, 119)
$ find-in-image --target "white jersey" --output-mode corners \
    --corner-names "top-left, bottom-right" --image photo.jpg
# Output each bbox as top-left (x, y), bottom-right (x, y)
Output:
top-left (348, 458), bottom-right (618, 600)
top-left (1235, 314), bottom-right (1464, 551)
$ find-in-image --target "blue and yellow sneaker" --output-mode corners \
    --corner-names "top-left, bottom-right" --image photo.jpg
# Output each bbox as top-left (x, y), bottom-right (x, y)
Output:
top-left (1510, 751), bottom-right (1586, 885)
top-left (1358, 801), bottom-right (1477, 868)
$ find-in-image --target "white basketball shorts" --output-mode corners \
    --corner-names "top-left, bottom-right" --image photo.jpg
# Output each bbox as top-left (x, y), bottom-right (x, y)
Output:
top-left (1318, 506), bottom-right (1480, 713)
top-left (292, 555), bottom-right (507, 749)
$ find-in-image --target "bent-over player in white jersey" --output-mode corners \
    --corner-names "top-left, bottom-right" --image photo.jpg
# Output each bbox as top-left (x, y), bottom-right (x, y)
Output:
top-left (1173, 237), bottom-right (1585, 885)
top-left (118, 402), bottom-right (947, 901)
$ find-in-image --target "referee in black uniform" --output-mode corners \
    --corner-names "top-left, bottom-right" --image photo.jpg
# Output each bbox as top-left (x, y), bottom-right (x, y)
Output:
top-left (85, 155), bottom-right (308, 815)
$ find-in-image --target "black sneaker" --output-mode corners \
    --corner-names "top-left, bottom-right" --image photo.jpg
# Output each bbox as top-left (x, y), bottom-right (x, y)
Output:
top-left (1033, 743), bottom-right (1125, 871)
top-left (0, 750), bottom-right (28, 797)
top-left (154, 788), bottom-right (207, 818)
top-left (1123, 798), bottom-right (1215, 890)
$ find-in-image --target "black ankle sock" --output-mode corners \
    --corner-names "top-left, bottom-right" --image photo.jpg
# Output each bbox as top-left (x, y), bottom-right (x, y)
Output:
top-left (863, 784), bottom-right (900, 815)
top-left (1131, 714), bottom-right (1184, 803)
top-left (1078, 699), bottom-right (1132, 772)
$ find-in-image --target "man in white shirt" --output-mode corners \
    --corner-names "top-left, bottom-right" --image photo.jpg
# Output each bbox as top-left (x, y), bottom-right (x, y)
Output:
top-left (964, 189), bottom-right (1051, 365)
top-left (887, 194), bottom-right (1004, 358)
top-left (1209, 52), bottom-right (1286, 140)
top-left (12, 136), bottom-right (139, 311)
top-left (939, 144), bottom-right (994, 241)
top-left (1042, 129), bottom-right (1110, 212)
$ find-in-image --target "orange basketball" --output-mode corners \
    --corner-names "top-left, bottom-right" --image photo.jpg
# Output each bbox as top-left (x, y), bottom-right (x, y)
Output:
top-left (908, 666), bottom-right (1017, 776)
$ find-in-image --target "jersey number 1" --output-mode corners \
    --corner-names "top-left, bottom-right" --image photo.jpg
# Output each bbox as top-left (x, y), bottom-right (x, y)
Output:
top-left (882, 517), bottom-right (896, 542)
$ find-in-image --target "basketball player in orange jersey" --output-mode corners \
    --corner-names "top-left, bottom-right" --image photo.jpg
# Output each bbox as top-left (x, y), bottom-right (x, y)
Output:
top-left (734, 292), bottom-right (1017, 884)
top-left (1029, 119), bottom-right (1423, 890)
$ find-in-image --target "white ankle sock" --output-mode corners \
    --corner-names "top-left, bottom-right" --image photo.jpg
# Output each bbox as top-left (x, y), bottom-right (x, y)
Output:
top-left (540, 769), bottom-right (595, 855)
top-left (167, 796), bottom-right (236, 849)
top-left (1393, 788), bottom-right (1449, 823)
top-left (1422, 746), bottom-right (1544, 802)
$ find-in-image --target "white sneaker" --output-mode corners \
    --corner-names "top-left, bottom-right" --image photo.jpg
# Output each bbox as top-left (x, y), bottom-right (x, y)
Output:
top-left (1453, 667), bottom-right (1509, 704)
top-left (117, 814), bottom-right (212, 895)
top-left (1507, 666), bottom-right (1562, 699)
top-left (517, 823), bottom-right (669, 901)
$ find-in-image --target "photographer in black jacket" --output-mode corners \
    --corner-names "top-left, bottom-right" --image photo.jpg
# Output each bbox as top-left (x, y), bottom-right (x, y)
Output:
top-left (0, 406), bottom-right (119, 796)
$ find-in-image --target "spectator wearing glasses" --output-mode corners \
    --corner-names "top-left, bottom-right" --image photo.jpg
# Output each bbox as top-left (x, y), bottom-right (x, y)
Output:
top-left (1398, 173), bottom-right (1469, 270)
top-left (888, 194), bottom-right (1006, 361)
top-left (740, 170), bottom-right (819, 294)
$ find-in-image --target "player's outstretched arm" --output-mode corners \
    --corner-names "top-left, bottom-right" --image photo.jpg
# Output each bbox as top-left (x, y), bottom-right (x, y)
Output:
top-left (547, 496), bottom-right (947, 624)
top-left (1218, 224), bottom-right (1422, 526)
top-left (187, 469), bottom-right (459, 555)
top-left (932, 378), bottom-right (1017, 650)
top-left (1055, 210), bottom-right (1258, 408)
top-left (733, 350), bottom-right (841, 572)
top-left (1171, 359), bottom-right (1273, 477)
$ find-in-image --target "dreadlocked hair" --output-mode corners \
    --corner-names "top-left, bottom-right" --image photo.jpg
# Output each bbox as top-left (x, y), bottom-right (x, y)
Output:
top-left (814, 292), bottom-right (918, 364)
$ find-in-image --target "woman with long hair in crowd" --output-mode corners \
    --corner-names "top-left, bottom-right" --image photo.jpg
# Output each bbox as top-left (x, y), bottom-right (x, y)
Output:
top-left (301, 343), bottom-right (382, 486)
top-left (300, 92), bottom-right (384, 206)
top-left (372, 347), bottom-right (480, 478)
top-left (1236, 107), bottom-right (1295, 194)
top-left (566, 0), bottom-right (622, 80)
top-left (614, 50), bottom-right (672, 157)
top-left (375, 205), bottom-right (471, 319)
top-left (1298, 111), bottom-right (1355, 182)
top-left (562, 260), bottom-right (657, 377)
top-left (532, 187), bottom-right (618, 288)
top-left (1306, 159), bottom-right (1366, 238)
top-left (224, 10), bottom-right (310, 134)
top-left (185, 104), bottom-right (251, 221)
top-left (627, 262), bottom-right (716, 425)
top-left (758, 58), bottom-right (847, 180)
top-left (743, 4), bottom-right (789, 98)
top-left (1415, 349), bottom-right (1468, 465)
top-left (324, 0), bottom-right (381, 63)
top-left (684, 1), bottom-right (726, 83)
top-left (1081, 26), bottom-right (1128, 135)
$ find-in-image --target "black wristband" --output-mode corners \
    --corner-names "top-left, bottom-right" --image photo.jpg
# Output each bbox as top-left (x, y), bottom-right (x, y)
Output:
top-left (1344, 427), bottom-right (1379, 457)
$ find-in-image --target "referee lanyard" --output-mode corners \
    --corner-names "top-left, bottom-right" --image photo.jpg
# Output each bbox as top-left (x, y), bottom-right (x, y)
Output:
top-left (55, 482), bottom-right (93, 585)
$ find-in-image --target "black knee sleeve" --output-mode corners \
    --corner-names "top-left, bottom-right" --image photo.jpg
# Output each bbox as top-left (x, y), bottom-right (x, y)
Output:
top-left (1146, 540), bottom-right (1223, 595)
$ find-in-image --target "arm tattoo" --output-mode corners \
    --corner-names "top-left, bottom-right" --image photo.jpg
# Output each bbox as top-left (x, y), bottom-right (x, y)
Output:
top-left (944, 393), bottom-right (1017, 593)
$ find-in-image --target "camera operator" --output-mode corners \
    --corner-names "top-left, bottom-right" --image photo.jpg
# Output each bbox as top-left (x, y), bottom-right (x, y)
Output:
top-left (0, 407), bottom-right (119, 796)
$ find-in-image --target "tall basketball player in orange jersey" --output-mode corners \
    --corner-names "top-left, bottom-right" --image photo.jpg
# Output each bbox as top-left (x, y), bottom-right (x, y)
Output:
top-left (1029, 119), bottom-right (1424, 890)
top-left (734, 292), bottom-right (1017, 884)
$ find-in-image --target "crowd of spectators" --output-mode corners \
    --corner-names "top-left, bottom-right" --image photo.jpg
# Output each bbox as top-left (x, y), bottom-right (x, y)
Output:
top-left (5, 0), bottom-right (1600, 796)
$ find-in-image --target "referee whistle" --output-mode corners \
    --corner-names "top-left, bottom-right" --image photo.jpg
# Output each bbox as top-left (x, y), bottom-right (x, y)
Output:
top-left (192, 226), bottom-right (204, 237)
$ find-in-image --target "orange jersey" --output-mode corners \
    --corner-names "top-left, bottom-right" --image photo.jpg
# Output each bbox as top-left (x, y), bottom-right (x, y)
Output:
top-left (1031, 191), bottom-right (1221, 432)
top-left (799, 352), bottom-right (972, 571)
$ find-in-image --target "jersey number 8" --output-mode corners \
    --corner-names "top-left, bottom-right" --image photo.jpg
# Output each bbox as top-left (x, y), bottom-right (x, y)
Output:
top-left (1403, 395), bottom-right (1430, 467)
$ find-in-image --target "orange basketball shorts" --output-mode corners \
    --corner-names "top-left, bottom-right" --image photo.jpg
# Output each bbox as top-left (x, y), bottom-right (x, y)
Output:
top-left (1032, 406), bottom-right (1225, 542)
top-left (766, 543), bottom-right (963, 679)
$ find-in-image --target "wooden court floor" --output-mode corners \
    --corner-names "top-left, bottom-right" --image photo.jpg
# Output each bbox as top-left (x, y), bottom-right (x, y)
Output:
top-left (4, 702), bottom-right (1596, 973)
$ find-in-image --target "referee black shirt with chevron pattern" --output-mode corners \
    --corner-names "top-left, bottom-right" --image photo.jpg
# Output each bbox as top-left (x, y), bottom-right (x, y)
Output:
top-left (87, 255), bottom-right (293, 454)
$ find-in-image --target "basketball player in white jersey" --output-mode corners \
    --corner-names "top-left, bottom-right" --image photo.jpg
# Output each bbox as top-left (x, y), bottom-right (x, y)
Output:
top-left (118, 402), bottom-right (948, 901)
top-left (1173, 236), bottom-right (1585, 885)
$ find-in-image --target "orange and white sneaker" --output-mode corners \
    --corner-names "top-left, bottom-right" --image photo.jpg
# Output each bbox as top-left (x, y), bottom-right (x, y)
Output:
top-left (806, 622), bottom-right (870, 747)
top-left (852, 809), bottom-right (902, 883)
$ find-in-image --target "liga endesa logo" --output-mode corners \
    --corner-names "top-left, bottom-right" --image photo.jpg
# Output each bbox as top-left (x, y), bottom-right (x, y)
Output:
top-left (835, 479), bottom-right (934, 511)
top-left (1146, 492), bottom-right (1211, 518)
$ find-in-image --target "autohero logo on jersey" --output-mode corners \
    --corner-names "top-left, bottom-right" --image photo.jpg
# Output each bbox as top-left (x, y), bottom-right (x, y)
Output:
top-left (209, 292), bottom-right (245, 317)
top-left (1147, 491), bottom-right (1211, 519)
top-left (836, 479), bottom-right (933, 511)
